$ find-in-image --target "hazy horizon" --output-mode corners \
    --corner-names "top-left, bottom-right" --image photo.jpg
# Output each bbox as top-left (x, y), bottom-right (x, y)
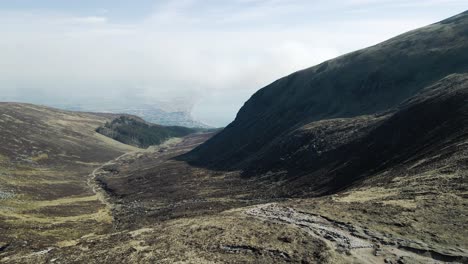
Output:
top-left (0, 0), bottom-right (466, 126)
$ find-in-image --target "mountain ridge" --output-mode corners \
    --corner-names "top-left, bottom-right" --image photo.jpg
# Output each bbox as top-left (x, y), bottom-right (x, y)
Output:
top-left (184, 10), bottom-right (468, 172)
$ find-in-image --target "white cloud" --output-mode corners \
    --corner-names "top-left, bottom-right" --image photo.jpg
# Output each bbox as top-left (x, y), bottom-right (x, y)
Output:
top-left (67, 16), bottom-right (108, 24)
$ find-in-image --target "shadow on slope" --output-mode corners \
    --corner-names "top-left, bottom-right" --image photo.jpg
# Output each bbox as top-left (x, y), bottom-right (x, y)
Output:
top-left (179, 73), bottom-right (468, 196)
top-left (263, 73), bottom-right (468, 196)
top-left (181, 10), bottom-right (468, 174)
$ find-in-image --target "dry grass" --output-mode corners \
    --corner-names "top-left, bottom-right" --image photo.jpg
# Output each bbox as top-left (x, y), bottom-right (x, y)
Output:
top-left (334, 187), bottom-right (399, 203)
top-left (94, 133), bottom-right (140, 152)
top-left (31, 153), bottom-right (49, 162)
top-left (0, 103), bottom-right (134, 248)
top-left (6, 210), bottom-right (340, 264)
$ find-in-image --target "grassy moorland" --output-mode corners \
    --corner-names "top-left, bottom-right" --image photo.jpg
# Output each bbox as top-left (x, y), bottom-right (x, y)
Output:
top-left (0, 103), bottom-right (137, 250)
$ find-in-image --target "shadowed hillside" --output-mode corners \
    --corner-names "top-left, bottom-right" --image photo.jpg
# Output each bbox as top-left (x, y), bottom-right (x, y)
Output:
top-left (240, 74), bottom-right (468, 195)
top-left (184, 11), bottom-right (468, 173)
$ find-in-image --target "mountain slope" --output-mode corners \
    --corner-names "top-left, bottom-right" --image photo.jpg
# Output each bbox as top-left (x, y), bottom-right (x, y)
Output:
top-left (0, 103), bottom-right (137, 249)
top-left (185, 10), bottom-right (468, 171)
top-left (250, 73), bottom-right (468, 195)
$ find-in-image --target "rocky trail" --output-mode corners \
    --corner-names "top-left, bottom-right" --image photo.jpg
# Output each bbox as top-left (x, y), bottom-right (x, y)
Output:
top-left (87, 150), bottom-right (138, 226)
top-left (246, 203), bottom-right (468, 264)
top-left (85, 136), bottom-right (202, 228)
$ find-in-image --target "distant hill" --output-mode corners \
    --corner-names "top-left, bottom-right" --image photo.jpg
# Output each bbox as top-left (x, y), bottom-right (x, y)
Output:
top-left (122, 108), bottom-right (211, 129)
top-left (96, 116), bottom-right (198, 148)
top-left (0, 103), bottom-right (135, 165)
top-left (57, 104), bottom-right (211, 128)
top-left (184, 11), bottom-right (468, 178)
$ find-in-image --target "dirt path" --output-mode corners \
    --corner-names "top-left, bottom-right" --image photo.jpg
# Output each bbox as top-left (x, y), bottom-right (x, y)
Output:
top-left (246, 203), bottom-right (465, 264)
top-left (85, 137), bottom-right (189, 226)
top-left (87, 151), bottom-right (137, 225)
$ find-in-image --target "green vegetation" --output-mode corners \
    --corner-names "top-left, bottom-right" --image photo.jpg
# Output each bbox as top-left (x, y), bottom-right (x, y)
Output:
top-left (96, 116), bottom-right (197, 148)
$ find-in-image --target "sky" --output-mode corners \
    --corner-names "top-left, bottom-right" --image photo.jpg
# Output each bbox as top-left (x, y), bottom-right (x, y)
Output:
top-left (0, 1), bottom-right (466, 126)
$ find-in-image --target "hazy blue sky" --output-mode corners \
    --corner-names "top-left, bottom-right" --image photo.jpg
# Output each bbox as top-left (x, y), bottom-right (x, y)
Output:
top-left (0, 1), bottom-right (466, 126)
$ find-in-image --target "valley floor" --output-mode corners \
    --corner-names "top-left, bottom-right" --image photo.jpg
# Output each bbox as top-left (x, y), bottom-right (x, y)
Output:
top-left (1, 133), bottom-right (466, 264)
